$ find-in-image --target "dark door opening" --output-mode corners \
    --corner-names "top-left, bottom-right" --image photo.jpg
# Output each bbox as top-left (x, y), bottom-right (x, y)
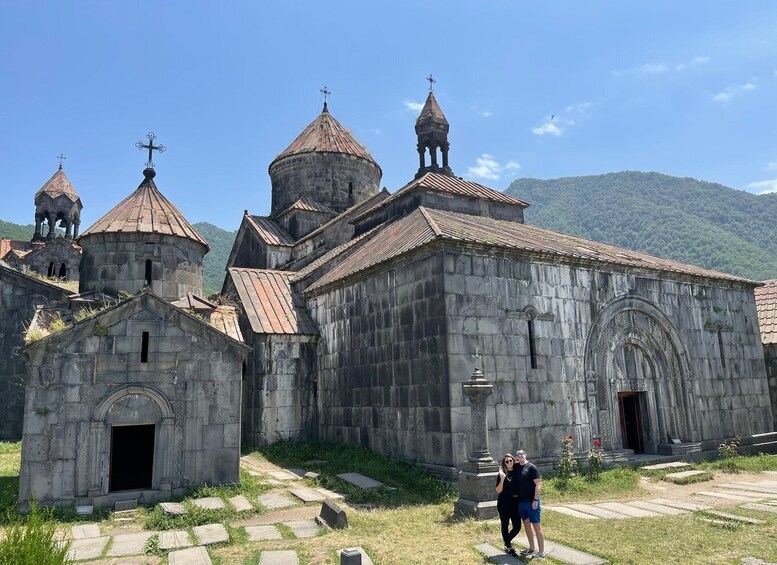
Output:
top-left (58, 262), bottom-right (67, 278)
top-left (110, 424), bottom-right (155, 492)
top-left (618, 392), bottom-right (644, 453)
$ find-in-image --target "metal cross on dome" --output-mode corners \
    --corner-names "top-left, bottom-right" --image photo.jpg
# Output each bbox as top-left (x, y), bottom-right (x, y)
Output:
top-left (136, 132), bottom-right (166, 169)
top-left (426, 74), bottom-right (436, 91)
top-left (57, 153), bottom-right (66, 170)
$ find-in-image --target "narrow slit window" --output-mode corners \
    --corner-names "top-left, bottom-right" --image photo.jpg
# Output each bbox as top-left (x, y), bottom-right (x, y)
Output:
top-left (717, 329), bottom-right (726, 368)
top-left (144, 259), bottom-right (152, 286)
top-left (528, 318), bottom-right (538, 369)
top-left (47, 262), bottom-right (55, 277)
top-left (141, 331), bottom-right (150, 363)
top-left (348, 182), bottom-right (354, 199)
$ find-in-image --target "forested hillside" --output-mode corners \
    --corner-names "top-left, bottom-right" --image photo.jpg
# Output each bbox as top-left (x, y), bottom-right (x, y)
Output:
top-left (0, 220), bottom-right (236, 295)
top-left (507, 171), bottom-right (777, 281)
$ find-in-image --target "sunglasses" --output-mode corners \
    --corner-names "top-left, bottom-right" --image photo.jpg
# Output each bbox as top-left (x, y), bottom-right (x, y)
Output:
top-left (504, 459), bottom-right (515, 463)
top-left (516, 452), bottom-right (526, 456)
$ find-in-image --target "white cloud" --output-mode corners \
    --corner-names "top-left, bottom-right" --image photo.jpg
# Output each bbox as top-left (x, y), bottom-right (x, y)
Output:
top-left (479, 109), bottom-right (492, 118)
top-left (674, 56), bottom-right (710, 71)
top-left (467, 154), bottom-right (521, 181)
top-left (403, 100), bottom-right (424, 112)
top-left (767, 162), bottom-right (777, 171)
top-left (613, 56), bottom-right (710, 76)
top-left (747, 178), bottom-right (777, 194)
top-left (712, 82), bottom-right (756, 102)
top-left (532, 121), bottom-right (564, 136)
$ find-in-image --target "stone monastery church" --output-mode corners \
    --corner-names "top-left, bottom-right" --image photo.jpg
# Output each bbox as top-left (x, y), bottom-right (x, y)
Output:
top-left (1, 88), bottom-right (775, 508)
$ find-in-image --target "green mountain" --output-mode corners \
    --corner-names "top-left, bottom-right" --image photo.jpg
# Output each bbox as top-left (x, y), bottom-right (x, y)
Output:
top-left (506, 171), bottom-right (777, 281)
top-left (0, 220), bottom-right (236, 296)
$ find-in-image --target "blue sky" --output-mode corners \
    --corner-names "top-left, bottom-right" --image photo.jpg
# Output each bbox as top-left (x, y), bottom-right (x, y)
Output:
top-left (2, 2), bottom-right (776, 231)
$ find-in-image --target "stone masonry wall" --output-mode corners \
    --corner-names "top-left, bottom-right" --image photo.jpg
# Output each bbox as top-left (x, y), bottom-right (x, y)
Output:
top-left (764, 344), bottom-right (777, 430)
top-left (442, 246), bottom-right (772, 466)
top-left (309, 248), bottom-right (453, 466)
top-left (0, 271), bottom-right (69, 439)
top-left (18, 306), bottom-right (243, 508)
top-left (270, 153), bottom-right (381, 216)
top-left (79, 233), bottom-right (206, 300)
top-left (242, 333), bottom-right (318, 446)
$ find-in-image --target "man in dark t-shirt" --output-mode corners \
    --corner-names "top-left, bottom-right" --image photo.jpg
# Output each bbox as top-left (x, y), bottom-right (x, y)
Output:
top-left (515, 449), bottom-right (545, 559)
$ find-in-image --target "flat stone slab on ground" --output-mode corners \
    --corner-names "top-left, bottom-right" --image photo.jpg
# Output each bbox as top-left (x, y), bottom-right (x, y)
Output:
top-left (67, 536), bottom-right (109, 561)
top-left (339, 547), bottom-right (374, 565)
top-left (704, 510), bottom-right (764, 524)
top-left (257, 493), bottom-right (295, 509)
top-left (194, 523), bottom-right (229, 545)
top-left (71, 524), bottom-right (101, 539)
top-left (268, 470), bottom-right (300, 481)
top-left (566, 503), bottom-right (630, 519)
top-left (647, 498), bottom-right (710, 511)
top-left (107, 531), bottom-right (154, 556)
top-left (623, 500), bottom-right (687, 515)
top-left (597, 502), bottom-right (658, 518)
top-left (641, 461), bottom-right (691, 471)
top-left (721, 483), bottom-right (777, 494)
top-left (544, 506), bottom-right (601, 520)
top-left (283, 519), bottom-right (320, 538)
top-left (75, 505), bottom-right (94, 515)
top-left (192, 497), bottom-right (225, 510)
top-left (700, 518), bottom-right (733, 527)
top-left (315, 487), bottom-right (345, 499)
top-left (160, 502), bottom-right (187, 516)
top-left (287, 468), bottom-right (306, 477)
top-left (289, 485), bottom-right (327, 503)
top-left (159, 530), bottom-right (193, 550)
top-left (263, 478), bottom-right (285, 486)
top-left (477, 539), bottom-right (607, 565)
top-left (742, 503), bottom-right (777, 514)
top-left (695, 491), bottom-right (764, 502)
top-left (245, 525), bottom-right (283, 541)
top-left (259, 550), bottom-right (300, 565)
top-left (228, 495), bottom-right (253, 512)
top-left (664, 470), bottom-right (710, 482)
top-left (304, 459), bottom-right (328, 465)
top-left (336, 472), bottom-right (383, 489)
top-left (168, 546), bottom-right (213, 565)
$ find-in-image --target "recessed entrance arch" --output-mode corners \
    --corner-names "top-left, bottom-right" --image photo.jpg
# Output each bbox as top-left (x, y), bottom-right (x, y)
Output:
top-left (584, 297), bottom-right (698, 454)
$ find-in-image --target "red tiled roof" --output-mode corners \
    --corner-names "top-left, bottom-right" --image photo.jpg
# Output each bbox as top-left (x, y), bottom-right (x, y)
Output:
top-left (246, 215), bottom-right (295, 246)
top-left (416, 92), bottom-right (449, 127)
top-left (308, 207), bottom-right (753, 293)
top-left (209, 305), bottom-right (244, 342)
top-left (228, 268), bottom-right (318, 335)
top-left (277, 195), bottom-right (335, 217)
top-left (271, 106), bottom-right (377, 166)
top-left (0, 239), bottom-right (33, 260)
top-left (755, 280), bottom-right (777, 344)
top-left (80, 172), bottom-right (208, 248)
top-left (350, 172), bottom-right (529, 224)
top-left (35, 167), bottom-right (80, 203)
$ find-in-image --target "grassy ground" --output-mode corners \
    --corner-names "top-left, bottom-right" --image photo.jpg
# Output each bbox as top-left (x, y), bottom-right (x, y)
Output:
top-left (2, 440), bottom-right (777, 563)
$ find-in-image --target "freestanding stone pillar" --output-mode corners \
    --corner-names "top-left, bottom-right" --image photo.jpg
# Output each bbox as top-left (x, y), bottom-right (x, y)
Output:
top-left (454, 366), bottom-right (499, 519)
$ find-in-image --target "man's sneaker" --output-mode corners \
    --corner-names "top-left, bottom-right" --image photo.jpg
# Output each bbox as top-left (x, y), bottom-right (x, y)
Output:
top-left (505, 546), bottom-right (518, 557)
top-left (519, 548), bottom-right (535, 556)
top-left (534, 552), bottom-right (546, 559)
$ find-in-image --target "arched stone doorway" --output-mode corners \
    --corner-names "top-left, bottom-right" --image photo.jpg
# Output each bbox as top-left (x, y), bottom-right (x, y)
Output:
top-left (584, 297), bottom-right (698, 454)
top-left (89, 386), bottom-right (174, 498)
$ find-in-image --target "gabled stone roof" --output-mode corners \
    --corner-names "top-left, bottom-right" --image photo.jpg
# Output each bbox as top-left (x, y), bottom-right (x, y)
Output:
top-left (271, 105), bottom-right (376, 167)
top-left (227, 268), bottom-right (318, 335)
top-left (35, 167), bottom-right (81, 203)
top-left (277, 195), bottom-right (335, 217)
top-left (307, 207), bottom-right (754, 294)
top-left (79, 169), bottom-right (208, 248)
top-left (755, 280), bottom-right (777, 345)
top-left (416, 91), bottom-right (449, 128)
top-left (245, 215), bottom-right (295, 246)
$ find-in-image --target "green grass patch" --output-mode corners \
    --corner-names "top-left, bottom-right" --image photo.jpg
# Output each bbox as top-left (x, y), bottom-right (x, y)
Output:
top-left (253, 440), bottom-right (457, 508)
top-left (0, 504), bottom-right (69, 565)
top-left (542, 466), bottom-right (643, 503)
top-left (0, 441), bottom-right (21, 515)
top-left (663, 471), bottom-right (713, 485)
top-left (696, 453), bottom-right (777, 474)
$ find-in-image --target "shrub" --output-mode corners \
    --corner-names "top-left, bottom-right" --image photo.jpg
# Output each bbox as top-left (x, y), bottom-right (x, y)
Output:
top-left (0, 504), bottom-right (69, 565)
top-left (718, 435), bottom-right (741, 460)
top-left (587, 438), bottom-right (604, 481)
top-left (557, 434), bottom-right (577, 481)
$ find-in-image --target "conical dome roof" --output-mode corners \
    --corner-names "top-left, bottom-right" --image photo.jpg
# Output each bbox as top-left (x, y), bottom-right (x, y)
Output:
top-left (35, 166), bottom-right (81, 203)
top-left (415, 92), bottom-right (449, 129)
top-left (271, 105), bottom-right (376, 166)
top-left (80, 169), bottom-right (208, 249)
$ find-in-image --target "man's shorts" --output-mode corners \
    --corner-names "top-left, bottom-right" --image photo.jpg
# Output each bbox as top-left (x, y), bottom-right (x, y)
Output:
top-left (518, 500), bottom-right (541, 523)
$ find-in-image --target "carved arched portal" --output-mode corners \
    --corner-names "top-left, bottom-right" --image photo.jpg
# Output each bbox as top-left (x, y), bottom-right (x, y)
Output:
top-left (584, 297), bottom-right (698, 454)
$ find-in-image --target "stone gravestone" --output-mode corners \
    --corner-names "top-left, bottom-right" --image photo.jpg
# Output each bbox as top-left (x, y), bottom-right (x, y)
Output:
top-left (453, 366), bottom-right (499, 519)
top-left (319, 498), bottom-right (348, 529)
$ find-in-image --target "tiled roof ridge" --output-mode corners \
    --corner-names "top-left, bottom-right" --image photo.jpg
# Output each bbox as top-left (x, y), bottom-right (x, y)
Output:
top-left (418, 206), bottom-right (442, 237)
top-left (271, 108), bottom-right (377, 166)
top-left (35, 167), bottom-right (80, 202)
top-left (278, 195), bottom-right (336, 216)
top-left (245, 215), bottom-right (295, 247)
top-left (80, 176), bottom-right (208, 248)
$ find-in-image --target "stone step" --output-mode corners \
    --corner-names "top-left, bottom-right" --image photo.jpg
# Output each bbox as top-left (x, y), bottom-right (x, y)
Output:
top-left (336, 472), bottom-right (383, 489)
top-left (596, 502), bottom-right (658, 518)
top-left (720, 483), bottom-right (777, 495)
top-left (646, 498), bottom-right (710, 511)
top-left (695, 491), bottom-right (764, 502)
top-left (742, 503), bottom-right (777, 514)
top-left (169, 546), bottom-right (213, 565)
top-left (703, 510), bottom-right (764, 524)
top-left (565, 503), bottom-right (629, 519)
top-left (259, 550), bottom-right (300, 564)
top-left (159, 530), bottom-right (193, 551)
top-left (544, 506), bottom-right (601, 520)
top-left (620, 500), bottom-right (686, 515)
top-left (283, 519), bottom-right (321, 538)
top-left (194, 523), bottom-right (229, 545)
top-left (257, 493), bottom-right (296, 510)
top-left (288, 485), bottom-right (327, 503)
top-left (71, 524), bottom-right (100, 539)
top-left (477, 539), bottom-right (608, 565)
top-left (107, 531), bottom-right (154, 556)
top-left (699, 518), bottom-right (735, 527)
top-left (641, 462), bottom-right (690, 471)
top-left (66, 537), bottom-right (109, 561)
top-left (193, 496), bottom-right (225, 510)
top-left (267, 470), bottom-right (300, 481)
top-left (315, 486), bottom-right (345, 499)
top-left (228, 494), bottom-right (253, 512)
top-left (245, 525), bottom-right (283, 541)
top-left (160, 501), bottom-right (187, 516)
top-left (663, 470), bottom-right (711, 483)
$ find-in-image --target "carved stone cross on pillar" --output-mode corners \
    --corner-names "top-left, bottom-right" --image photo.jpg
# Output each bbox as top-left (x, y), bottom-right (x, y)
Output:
top-left (454, 366), bottom-right (499, 519)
